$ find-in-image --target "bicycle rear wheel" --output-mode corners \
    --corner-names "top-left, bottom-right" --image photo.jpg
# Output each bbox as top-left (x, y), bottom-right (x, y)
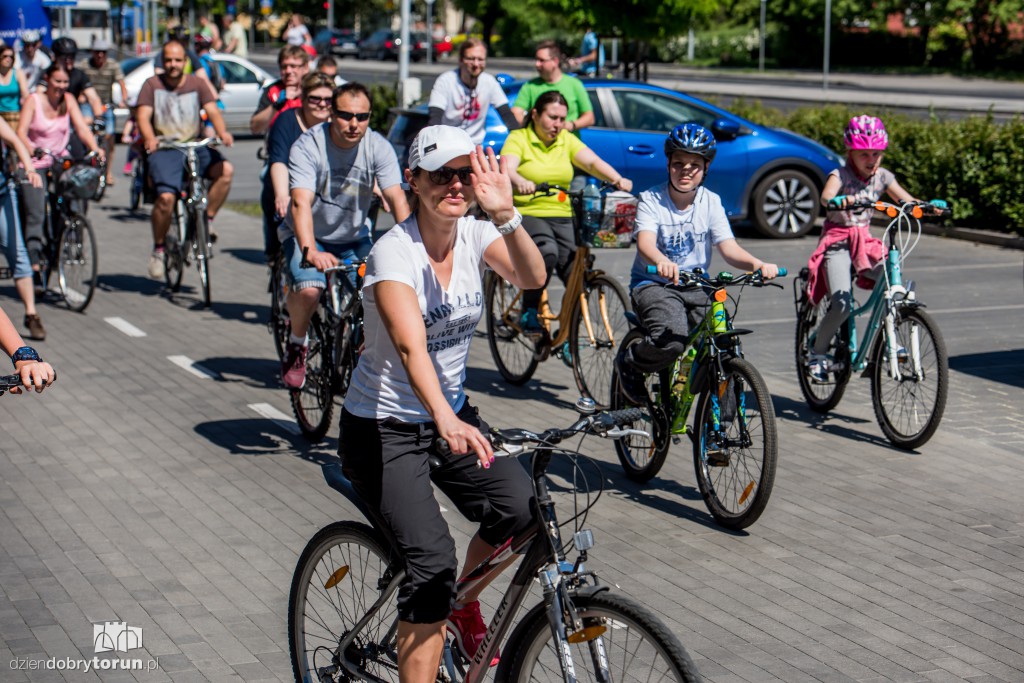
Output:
top-left (795, 293), bottom-right (851, 413)
top-left (290, 312), bottom-right (335, 442)
top-left (497, 592), bottom-right (699, 683)
top-left (485, 271), bottom-right (538, 385)
top-left (570, 274), bottom-right (630, 409)
top-left (288, 521), bottom-right (400, 683)
top-left (194, 210), bottom-right (212, 307)
top-left (693, 356), bottom-right (777, 530)
top-left (129, 167), bottom-right (142, 211)
top-left (57, 212), bottom-right (97, 312)
top-left (870, 308), bottom-right (948, 449)
top-left (610, 329), bottom-right (671, 482)
top-left (164, 201), bottom-right (185, 292)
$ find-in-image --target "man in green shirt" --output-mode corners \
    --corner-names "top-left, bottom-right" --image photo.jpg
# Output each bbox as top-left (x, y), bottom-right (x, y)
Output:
top-left (512, 40), bottom-right (595, 134)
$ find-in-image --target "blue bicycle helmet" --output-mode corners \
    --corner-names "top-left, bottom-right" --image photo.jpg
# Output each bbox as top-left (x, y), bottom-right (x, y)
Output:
top-left (665, 123), bottom-right (717, 164)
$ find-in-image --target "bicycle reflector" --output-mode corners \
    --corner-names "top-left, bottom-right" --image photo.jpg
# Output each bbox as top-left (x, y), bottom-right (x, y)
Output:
top-left (911, 205), bottom-right (923, 219)
top-left (713, 288), bottom-right (728, 303)
top-left (357, 263), bottom-right (366, 278)
top-left (323, 565), bottom-right (350, 589)
top-left (62, 159), bottom-right (73, 171)
top-left (566, 624), bottom-right (607, 644)
top-left (557, 191), bottom-right (567, 202)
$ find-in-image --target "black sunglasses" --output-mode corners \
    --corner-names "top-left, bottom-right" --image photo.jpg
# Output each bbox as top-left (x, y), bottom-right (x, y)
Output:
top-left (427, 166), bottom-right (473, 185)
top-left (333, 109), bottom-right (370, 122)
top-left (306, 95), bottom-right (331, 107)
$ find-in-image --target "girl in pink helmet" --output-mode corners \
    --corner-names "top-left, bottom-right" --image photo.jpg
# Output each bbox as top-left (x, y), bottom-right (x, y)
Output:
top-left (804, 115), bottom-right (920, 383)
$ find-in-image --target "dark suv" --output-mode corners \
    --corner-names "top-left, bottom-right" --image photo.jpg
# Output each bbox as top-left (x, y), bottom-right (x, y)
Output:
top-left (357, 29), bottom-right (428, 62)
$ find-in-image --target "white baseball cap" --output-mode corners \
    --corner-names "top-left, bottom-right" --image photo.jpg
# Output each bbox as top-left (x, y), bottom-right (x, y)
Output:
top-left (90, 39), bottom-right (113, 51)
top-left (408, 125), bottom-right (475, 172)
top-left (21, 30), bottom-right (41, 44)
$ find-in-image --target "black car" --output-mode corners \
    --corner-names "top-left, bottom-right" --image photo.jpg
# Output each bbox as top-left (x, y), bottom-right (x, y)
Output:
top-left (313, 28), bottom-right (359, 58)
top-left (357, 29), bottom-right (428, 62)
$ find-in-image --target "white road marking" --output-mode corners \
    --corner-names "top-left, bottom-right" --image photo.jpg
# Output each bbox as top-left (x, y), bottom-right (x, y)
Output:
top-left (248, 403), bottom-right (300, 435)
top-left (167, 355), bottom-right (220, 379)
top-left (105, 316), bottom-right (147, 337)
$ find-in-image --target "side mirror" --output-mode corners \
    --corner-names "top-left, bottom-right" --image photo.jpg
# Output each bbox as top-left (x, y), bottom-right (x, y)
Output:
top-left (712, 118), bottom-right (741, 142)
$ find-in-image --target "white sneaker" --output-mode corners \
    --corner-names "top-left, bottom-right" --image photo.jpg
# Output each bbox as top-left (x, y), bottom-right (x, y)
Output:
top-left (808, 353), bottom-right (830, 384)
top-left (148, 250), bottom-right (165, 280)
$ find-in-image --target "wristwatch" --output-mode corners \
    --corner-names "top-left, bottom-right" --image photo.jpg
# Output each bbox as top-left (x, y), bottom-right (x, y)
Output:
top-left (11, 346), bottom-right (41, 365)
top-left (495, 210), bottom-right (523, 236)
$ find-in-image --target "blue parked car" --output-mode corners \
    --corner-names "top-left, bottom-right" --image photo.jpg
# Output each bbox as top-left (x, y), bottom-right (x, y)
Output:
top-left (388, 79), bottom-right (843, 238)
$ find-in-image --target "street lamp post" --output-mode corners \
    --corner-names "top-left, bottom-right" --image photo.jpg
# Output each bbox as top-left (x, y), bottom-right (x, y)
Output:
top-left (425, 0), bottom-right (434, 65)
top-left (823, 0), bottom-right (831, 91)
top-left (759, 0), bottom-right (766, 72)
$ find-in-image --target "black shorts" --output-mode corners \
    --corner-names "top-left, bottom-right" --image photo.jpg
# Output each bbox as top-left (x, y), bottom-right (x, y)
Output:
top-left (340, 402), bottom-right (536, 624)
top-left (147, 145), bottom-right (224, 197)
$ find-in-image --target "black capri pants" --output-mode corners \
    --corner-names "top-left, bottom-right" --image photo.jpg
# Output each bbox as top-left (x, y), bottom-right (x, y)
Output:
top-left (340, 402), bottom-right (536, 624)
top-left (521, 215), bottom-right (575, 310)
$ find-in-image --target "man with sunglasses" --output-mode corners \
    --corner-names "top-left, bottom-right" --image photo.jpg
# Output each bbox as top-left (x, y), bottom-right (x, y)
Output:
top-left (250, 45), bottom-right (309, 135)
top-left (427, 38), bottom-right (518, 145)
top-left (278, 82), bottom-right (409, 389)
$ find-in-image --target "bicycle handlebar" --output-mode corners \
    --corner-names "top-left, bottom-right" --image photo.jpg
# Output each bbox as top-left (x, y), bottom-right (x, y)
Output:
top-left (157, 137), bottom-right (220, 151)
top-left (827, 197), bottom-right (951, 218)
top-left (644, 266), bottom-right (788, 288)
top-left (0, 374), bottom-right (34, 395)
top-left (434, 408), bottom-right (646, 456)
top-left (298, 246), bottom-right (365, 273)
top-left (531, 180), bottom-right (620, 198)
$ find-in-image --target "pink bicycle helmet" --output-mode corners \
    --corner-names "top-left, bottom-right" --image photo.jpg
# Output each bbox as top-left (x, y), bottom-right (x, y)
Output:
top-left (843, 115), bottom-right (888, 150)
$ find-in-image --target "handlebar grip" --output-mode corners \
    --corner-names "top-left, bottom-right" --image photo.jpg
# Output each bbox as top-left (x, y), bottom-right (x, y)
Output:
top-left (777, 267), bottom-right (788, 277)
top-left (600, 408), bottom-right (643, 427)
top-left (434, 437), bottom-right (451, 456)
top-left (0, 373), bottom-right (23, 387)
top-left (646, 265), bottom-right (657, 274)
top-left (929, 199), bottom-right (948, 209)
top-left (827, 195), bottom-right (846, 210)
top-left (535, 182), bottom-right (550, 193)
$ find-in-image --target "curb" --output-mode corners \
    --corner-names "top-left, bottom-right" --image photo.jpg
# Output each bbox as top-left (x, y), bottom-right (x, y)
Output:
top-left (920, 223), bottom-right (1024, 250)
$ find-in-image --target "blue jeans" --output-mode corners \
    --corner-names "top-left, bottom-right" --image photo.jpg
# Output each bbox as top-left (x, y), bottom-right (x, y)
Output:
top-left (282, 236), bottom-right (372, 291)
top-left (0, 181), bottom-right (31, 279)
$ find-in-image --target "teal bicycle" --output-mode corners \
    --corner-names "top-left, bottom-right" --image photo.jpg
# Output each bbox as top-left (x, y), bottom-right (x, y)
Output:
top-left (794, 199), bottom-right (951, 449)
top-left (610, 267), bottom-right (786, 530)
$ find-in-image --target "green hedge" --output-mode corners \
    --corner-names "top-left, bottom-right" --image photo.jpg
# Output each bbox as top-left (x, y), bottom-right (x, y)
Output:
top-left (723, 101), bottom-right (1024, 236)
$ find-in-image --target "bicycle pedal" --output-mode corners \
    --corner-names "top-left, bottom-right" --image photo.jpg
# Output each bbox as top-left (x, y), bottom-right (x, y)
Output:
top-left (705, 449), bottom-right (731, 467)
top-left (533, 340), bottom-right (551, 362)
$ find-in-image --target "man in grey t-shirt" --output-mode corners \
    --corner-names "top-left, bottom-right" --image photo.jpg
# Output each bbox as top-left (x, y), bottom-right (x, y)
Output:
top-left (279, 82), bottom-right (410, 389)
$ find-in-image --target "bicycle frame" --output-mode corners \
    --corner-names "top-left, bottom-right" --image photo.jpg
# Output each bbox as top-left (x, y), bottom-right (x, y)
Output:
top-left (319, 445), bottom-right (605, 683)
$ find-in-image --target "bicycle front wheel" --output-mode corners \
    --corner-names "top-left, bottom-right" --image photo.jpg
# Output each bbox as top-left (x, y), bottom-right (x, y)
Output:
top-left (194, 211), bottom-right (212, 307)
top-left (164, 201), bottom-right (185, 292)
top-left (870, 308), bottom-right (948, 449)
top-left (485, 271), bottom-right (538, 385)
top-left (269, 260), bottom-right (290, 361)
top-left (290, 312), bottom-right (336, 442)
top-left (288, 521), bottom-right (401, 683)
top-left (498, 592), bottom-right (700, 683)
top-left (57, 212), bottom-right (97, 312)
top-left (610, 329), bottom-right (671, 482)
top-left (693, 357), bottom-right (777, 530)
top-left (129, 168), bottom-right (142, 211)
top-left (795, 294), bottom-right (851, 413)
top-left (570, 274), bottom-right (630, 409)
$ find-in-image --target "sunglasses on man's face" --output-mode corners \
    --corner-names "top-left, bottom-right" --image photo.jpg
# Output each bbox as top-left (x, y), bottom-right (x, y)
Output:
top-left (333, 109), bottom-right (371, 122)
top-left (427, 166), bottom-right (473, 185)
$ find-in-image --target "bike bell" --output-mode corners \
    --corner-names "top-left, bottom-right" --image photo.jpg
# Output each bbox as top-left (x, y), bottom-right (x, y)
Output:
top-left (575, 397), bottom-right (597, 415)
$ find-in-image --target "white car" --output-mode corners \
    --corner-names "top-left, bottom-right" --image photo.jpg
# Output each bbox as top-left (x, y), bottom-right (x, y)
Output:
top-left (114, 53), bottom-right (274, 133)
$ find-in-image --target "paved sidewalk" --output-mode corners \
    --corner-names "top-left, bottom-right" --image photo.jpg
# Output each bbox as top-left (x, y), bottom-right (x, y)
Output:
top-left (0, 180), bottom-right (1021, 682)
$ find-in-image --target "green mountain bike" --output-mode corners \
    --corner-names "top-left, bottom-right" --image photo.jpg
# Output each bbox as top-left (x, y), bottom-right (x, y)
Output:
top-left (610, 267), bottom-right (786, 530)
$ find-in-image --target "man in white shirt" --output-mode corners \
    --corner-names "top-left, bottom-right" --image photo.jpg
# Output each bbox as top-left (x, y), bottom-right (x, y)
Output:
top-left (15, 30), bottom-right (50, 91)
top-left (427, 38), bottom-right (518, 145)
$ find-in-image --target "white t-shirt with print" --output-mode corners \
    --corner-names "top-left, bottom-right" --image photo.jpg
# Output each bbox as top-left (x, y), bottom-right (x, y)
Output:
top-left (629, 183), bottom-right (734, 289)
top-left (345, 215), bottom-right (501, 421)
top-left (427, 70), bottom-right (508, 145)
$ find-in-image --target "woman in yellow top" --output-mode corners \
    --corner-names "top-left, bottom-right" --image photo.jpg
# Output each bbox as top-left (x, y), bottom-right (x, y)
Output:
top-left (500, 90), bottom-right (632, 331)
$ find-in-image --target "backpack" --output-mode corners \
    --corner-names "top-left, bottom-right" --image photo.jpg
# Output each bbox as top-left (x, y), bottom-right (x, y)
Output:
top-left (198, 54), bottom-right (224, 93)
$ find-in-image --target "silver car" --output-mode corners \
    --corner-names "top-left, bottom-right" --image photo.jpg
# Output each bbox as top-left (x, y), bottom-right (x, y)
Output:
top-left (114, 53), bottom-right (274, 133)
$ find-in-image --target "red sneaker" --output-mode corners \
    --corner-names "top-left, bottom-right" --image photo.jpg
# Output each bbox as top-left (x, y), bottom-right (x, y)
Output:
top-left (281, 342), bottom-right (308, 389)
top-left (447, 601), bottom-right (499, 667)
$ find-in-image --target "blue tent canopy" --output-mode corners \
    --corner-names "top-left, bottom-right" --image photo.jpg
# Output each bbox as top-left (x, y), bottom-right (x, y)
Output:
top-left (0, 0), bottom-right (54, 47)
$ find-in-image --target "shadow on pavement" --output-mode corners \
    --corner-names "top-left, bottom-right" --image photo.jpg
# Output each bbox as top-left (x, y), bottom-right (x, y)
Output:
top-left (194, 417), bottom-right (338, 464)
top-left (464, 366), bottom-right (576, 409)
top-left (949, 350), bottom-right (1024, 389)
top-left (211, 300), bottom-right (272, 327)
top-left (773, 394), bottom-right (894, 449)
top-left (200, 355), bottom-right (280, 389)
top-left (97, 272), bottom-right (165, 297)
top-left (222, 248), bottom-right (269, 265)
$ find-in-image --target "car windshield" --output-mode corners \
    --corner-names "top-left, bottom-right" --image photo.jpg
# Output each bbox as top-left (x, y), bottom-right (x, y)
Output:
top-left (613, 89), bottom-right (716, 133)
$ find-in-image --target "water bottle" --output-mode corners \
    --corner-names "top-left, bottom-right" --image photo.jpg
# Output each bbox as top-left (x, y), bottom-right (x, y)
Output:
top-left (672, 346), bottom-right (697, 395)
top-left (582, 178), bottom-right (602, 239)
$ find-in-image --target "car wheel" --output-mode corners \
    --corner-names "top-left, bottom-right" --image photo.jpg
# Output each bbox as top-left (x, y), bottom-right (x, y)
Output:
top-left (751, 169), bottom-right (819, 239)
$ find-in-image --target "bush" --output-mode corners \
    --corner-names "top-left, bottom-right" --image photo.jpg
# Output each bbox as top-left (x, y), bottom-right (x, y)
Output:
top-left (738, 103), bottom-right (1024, 235)
top-left (369, 82), bottom-right (398, 133)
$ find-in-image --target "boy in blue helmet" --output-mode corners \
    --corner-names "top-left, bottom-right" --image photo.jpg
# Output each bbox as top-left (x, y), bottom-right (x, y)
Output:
top-left (616, 123), bottom-right (780, 404)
